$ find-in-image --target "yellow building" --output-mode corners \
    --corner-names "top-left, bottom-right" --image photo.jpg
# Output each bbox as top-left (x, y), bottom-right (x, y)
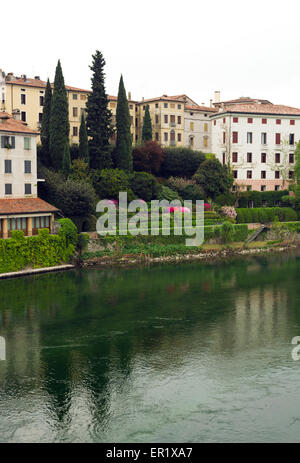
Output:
top-left (2, 73), bottom-right (90, 144)
top-left (108, 94), bottom-right (138, 144)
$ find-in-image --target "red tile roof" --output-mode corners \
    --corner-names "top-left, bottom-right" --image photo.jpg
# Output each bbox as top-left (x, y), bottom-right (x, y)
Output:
top-left (0, 112), bottom-right (38, 135)
top-left (215, 97), bottom-right (272, 106)
top-left (139, 95), bottom-right (186, 104)
top-left (185, 104), bottom-right (217, 113)
top-left (0, 198), bottom-right (58, 215)
top-left (7, 77), bottom-right (90, 93)
top-left (213, 103), bottom-right (300, 116)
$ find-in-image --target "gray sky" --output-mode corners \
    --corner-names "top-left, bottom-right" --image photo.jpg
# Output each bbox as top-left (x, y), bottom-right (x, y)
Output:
top-left (2, 0), bottom-right (300, 107)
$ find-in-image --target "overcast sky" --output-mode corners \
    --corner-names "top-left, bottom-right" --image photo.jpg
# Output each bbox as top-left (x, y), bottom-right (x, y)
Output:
top-left (2, 0), bottom-right (300, 107)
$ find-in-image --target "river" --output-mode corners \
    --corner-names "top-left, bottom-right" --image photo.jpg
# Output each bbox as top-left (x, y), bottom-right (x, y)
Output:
top-left (0, 250), bottom-right (300, 443)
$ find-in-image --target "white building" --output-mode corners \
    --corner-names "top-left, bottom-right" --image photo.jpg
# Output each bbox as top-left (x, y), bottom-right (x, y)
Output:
top-left (0, 111), bottom-right (57, 238)
top-left (210, 102), bottom-right (300, 192)
top-left (184, 103), bottom-right (216, 153)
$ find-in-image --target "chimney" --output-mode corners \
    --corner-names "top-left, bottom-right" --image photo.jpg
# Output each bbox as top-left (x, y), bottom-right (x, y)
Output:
top-left (21, 74), bottom-right (27, 82)
top-left (214, 91), bottom-right (221, 103)
top-left (12, 109), bottom-right (21, 120)
top-left (210, 99), bottom-right (213, 108)
top-left (35, 76), bottom-right (40, 80)
top-left (128, 91), bottom-right (131, 101)
top-left (142, 97), bottom-right (144, 102)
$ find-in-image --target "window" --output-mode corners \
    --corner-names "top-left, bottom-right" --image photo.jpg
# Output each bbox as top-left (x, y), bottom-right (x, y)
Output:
top-left (164, 103), bottom-right (168, 108)
top-left (261, 186), bottom-right (266, 192)
top-left (289, 153), bottom-right (295, 163)
top-left (275, 185), bottom-right (280, 191)
top-left (73, 94), bottom-right (78, 100)
top-left (21, 111), bottom-right (26, 122)
top-left (155, 132), bottom-right (159, 141)
top-left (5, 160), bottom-right (12, 174)
top-left (21, 94), bottom-right (26, 105)
top-left (135, 118), bottom-right (138, 127)
top-left (247, 186), bottom-right (252, 192)
top-left (170, 115), bottom-right (176, 124)
top-left (189, 136), bottom-right (194, 147)
top-left (248, 118), bottom-right (253, 124)
top-left (247, 152), bottom-right (252, 163)
top-left (222, 153), bottom-right (226, 165)
top-left (261, 133), bottom-right (267, 144)
top-left (40, 96), bottom-right (44, 106)
top-left (170, 103), bottom-right (175, 109)
top-left (73, 126), bottom-right (78, 136)
top-left (24, 137), bottom-right (31, 150)
top-left (233, 117), bottom-right (238, 123)
top-left (223, 118), bottom-right (226, 124)
top-left (289, 171), bottom-right (295, 179)
top-left (275, 153), bottom-right (281, 163)
top-left (178, 133), bottom-right (182, 142)
top-left (232, 152), bottom-right (238, 163)
top-left (80, 94), bottom-right (86, 101)
top-left (164, 132), bottom-right (168, 141)
top-left (261, 171), bottom-right (266, 179)
top-left (261, 153), bottom-right (266, 163)
top-left (223, 132), bottom-right (226, 144)
top-left (276, 119), bottom-right (281, 125)
top-left (155, 115), bottom-right (159, 124)
top-left (232, 132), bottom-right (238, 143)
top-left (214, 120), bottom-right (216, 126)
top-left (233, 170), bottom-right (238, 179)
top-left (203, 137), bottom-right (208, 148)
top-left (178, 104), bottom-right (181, 109)
top-left (73, 107), bottom-right (78, 117)
top-left (170, 131), bottom-right (175, 142)
top-left (276, 133), bottom-right (281, 145)
top-left (39, 113), bottom-right (43, 123)
top-left (24, 160), bottom-right (31, 173)
top-left (262, 118), bottom-right (267, 124)
top-left (190, 122), bottom-right (194, 131)
top-left (164, 115), bottom-right (168, 124)
top-left (247, 132), bottom-right (253, 144)
top-left (290, 120), bottom-right (295, 125)
top-left (247, 171), bottom-right (252, 179)
top-left (25, 184), bottom-right (32, 195)
top-left (1, 136), bottom-right (15, 149)
top-left (204, 123), bottom-right (208, 132)
top-left (5, 184), bottom-right (12, 195)
top-left (155, 103), bottom-right (159, 108)
top-left (275, 171), bottom-right (280, 179)
top-left (129, 104), bottom-right (133, 110)
top-left (289, 134), bottom-right (295, 145)
top-left (178, 116), bottom-right (181, 124)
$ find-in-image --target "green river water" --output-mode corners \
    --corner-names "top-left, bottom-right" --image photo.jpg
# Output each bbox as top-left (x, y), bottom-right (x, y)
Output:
top-left (0, 250), bottom-right (300, 443)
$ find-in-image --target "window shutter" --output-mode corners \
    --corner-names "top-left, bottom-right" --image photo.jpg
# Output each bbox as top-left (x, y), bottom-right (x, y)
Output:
top-left (1, 136), bottom-right (4, 148)
top-left (11, 137), bottom-right (15, 149)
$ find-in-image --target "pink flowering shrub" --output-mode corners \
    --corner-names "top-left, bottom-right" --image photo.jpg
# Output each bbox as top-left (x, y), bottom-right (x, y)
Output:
top-left (221, 206), bottom-right (237, 220)
top-left (204, 203), bottom-right (211, 211)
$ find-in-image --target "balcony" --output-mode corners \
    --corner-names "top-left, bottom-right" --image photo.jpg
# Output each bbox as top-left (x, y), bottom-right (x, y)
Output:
top-left (170, 140), bottom-right (176, 146)
top-left (170, 122), bottom-right (176, 127)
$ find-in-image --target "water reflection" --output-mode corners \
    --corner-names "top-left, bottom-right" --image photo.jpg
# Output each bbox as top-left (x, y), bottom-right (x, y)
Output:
top-left (0, 250), bottom-right (300, 442)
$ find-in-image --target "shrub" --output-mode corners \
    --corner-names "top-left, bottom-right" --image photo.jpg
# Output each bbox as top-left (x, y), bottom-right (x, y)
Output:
top-left (37, 166), bottom-right (65, 205)
top-left (157, 186), bottom-right (181, 202)
top-left (221, 221), bottom-right (234, 243)
top-left (221, 206), bottom-right (237, 221)
top-left (69, 159), bottom-right (91, 183)
top-left (56, 180), bottom-right (97, 218)
top-left (77, 233), bottom-right (90, 254)
top-left (132, 141), bottom-right (164, 175)
top-left (215, 193), bottom-right (236, 206)
top-left (193, 158), bottom-right (233, 199)
top-left (57, 218), bottom-right (78, 246)
top-left (160, 147), bottom-right (206, 178)
top-left (91, 168), bottom-right (135, 201)
top-left (237, 190), bottom-right (289, 208)
top-left (130, 172), bottom-right (161, 201)
top-left (236, 207), bottom-right (297, 224)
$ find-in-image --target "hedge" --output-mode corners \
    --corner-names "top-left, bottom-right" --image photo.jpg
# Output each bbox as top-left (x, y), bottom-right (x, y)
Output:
top-left (237, 190), bottom-right (289, 208)
top-left (0, 229), bottom-right (75, 274)
top-left (236, 207), bottom-right (298, 224)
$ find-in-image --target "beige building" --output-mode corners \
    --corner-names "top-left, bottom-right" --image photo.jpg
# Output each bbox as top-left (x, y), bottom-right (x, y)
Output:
top-left (2, 72), bottom-right (90, 145)
top-left (0, 111), bottom-right (57, 238)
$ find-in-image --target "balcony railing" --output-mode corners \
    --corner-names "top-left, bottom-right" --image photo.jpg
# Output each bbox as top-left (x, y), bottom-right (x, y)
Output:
top-left (170, 140), bottom-right (176, 146)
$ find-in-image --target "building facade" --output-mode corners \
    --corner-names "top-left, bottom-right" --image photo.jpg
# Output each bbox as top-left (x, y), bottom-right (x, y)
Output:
top-left (0, 112), bottom-right (57, 238)
top-left (211, 103), bottom-right (300, 191)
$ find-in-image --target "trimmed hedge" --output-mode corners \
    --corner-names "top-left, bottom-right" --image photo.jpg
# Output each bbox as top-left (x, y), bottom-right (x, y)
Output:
top-left (237, 190), bottom-right (289, 208)
top-left (237, 207), bottom-right (298, 224)
top-left (0, 229), bottom-right (75, 274)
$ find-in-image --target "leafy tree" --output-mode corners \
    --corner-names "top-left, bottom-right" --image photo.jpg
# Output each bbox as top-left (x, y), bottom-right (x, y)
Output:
top-left (142, 105), bottom-right (152, 142)
top-left (160, 147), bottom-right (206, 178)
top-left (115, 75), bottom-right (132, 171)
top-left (133, 141), bottom-right (164, 175)
top-left (56, 180), bottom-right (97, 218)
top-left (69, 159), bottom-right (91, 183)
top-left (40, 78), bottom-right (52, 166)
top-left (49, 60), bottom-right (70, 171)
top-left (294, 140), bottom-right (300, 185)
top-left (86, 50), bottom-right (114, 170)
top-left (91, 168), bottom-right (134, 200)
top-left (79, 113), bottom-right (89, 162)
top-left (130, 172), bottom-right (161, 201)
top-left (193, 158), bottom-right (233, 200)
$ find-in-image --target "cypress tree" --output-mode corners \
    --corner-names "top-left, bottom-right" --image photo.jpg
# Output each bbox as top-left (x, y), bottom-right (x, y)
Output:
top-left (49, 60), bottom-right (70, 171)
top-left (62, 140), bottom-right (71, 176)
top-left (40, 79), bottom-right (52, 166)
top-left (86, 50), bottom-right (114, 170)
top-left (79, 113), bottom-right (89, 163)
top-left (142, 105), bottom-right (152, 142)
top-left (115, 75), bottom-right (132, 171)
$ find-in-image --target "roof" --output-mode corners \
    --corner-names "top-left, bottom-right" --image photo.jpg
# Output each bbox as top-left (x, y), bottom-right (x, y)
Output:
top-left (0, 112), bottom-right (38, 135)
top-left (214, 97), bottom-right (273, 106)
top-left (0, 198), bottom-right (58, 215)
top-left (108, 95), bottom-right (138, 103)
top-left (211, 103), bottom-right (300, 117)
top-left (185, 104), bottom-right (217, 113)
top-left (6, 77), bottom-right (90, 93)
top-left (139, 95), bottom-right (186, 104)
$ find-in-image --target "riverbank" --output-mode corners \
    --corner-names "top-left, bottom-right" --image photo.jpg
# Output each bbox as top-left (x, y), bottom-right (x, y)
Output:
top-left (78, 241), bottom-right (299, 268)
top-left (0, 264), bottom-right (75, 280)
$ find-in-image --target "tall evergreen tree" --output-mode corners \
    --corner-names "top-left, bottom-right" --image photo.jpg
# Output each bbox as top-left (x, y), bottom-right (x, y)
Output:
top-left (142, 105), bottom-right (152, 142)
top-left (115, 75), bottom-right (132, 171)
top-left (86, 50), bottom-right (114, 170)
top-left (62, 140), bottom-right (71, 176)
top-left (40, 79), bottom-right (52, 166)
top-left (79, 113), bottom-right (89, 163)
top-left (49, 60), bottom-right (70, 171)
